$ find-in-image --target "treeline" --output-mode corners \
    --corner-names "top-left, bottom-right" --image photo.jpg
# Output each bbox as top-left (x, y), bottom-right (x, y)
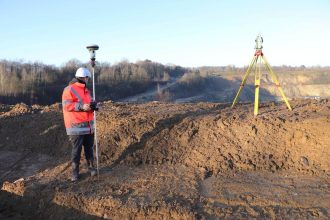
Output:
top-left (1, 59), bottom-right (330, 105)
top-left (197, 65), bottom-right (330, 76)
top-left (156, 65), bottom-right (330, 102)
top-left (0, 59), bottom-right (186, 105)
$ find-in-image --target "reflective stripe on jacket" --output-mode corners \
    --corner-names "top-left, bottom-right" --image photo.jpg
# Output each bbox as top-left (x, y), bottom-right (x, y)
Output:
top-left (62, 81), bottom-right (94, 135)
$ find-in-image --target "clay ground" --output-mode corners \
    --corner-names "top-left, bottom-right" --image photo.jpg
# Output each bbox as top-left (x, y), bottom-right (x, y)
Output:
top-left (0, 99), bottom-right (329, 219)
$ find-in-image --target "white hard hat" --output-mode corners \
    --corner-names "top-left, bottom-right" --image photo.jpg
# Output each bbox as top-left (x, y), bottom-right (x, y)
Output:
top-left (75, 67), bottom-right (91, 78)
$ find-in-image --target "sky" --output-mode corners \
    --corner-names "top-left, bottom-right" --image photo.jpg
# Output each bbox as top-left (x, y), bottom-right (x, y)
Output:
top-left (0, 0), bottom-right (329, 67)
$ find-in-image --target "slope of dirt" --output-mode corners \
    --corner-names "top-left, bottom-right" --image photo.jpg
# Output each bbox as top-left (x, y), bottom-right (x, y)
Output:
top-left (1, 99), bottom-right (330, 219)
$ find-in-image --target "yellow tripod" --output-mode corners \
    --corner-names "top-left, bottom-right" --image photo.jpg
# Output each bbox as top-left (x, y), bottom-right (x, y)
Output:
top-left (231, 35), bottom-right (292, 116)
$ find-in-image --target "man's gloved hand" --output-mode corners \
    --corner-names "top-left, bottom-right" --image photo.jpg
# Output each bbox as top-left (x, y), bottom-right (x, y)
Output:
top-left (89, 101), bottom-right (99, 111)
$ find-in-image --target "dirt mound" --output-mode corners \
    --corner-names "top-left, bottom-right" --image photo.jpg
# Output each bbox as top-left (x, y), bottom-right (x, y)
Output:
top-left (0, 103), bottom-right (61, 119)
top-left (1, 99), bottom-right (329, 219)
top-left (0, 103), bottom-right (32, 118)
top-left (98, 99), bottom-right (330, 176)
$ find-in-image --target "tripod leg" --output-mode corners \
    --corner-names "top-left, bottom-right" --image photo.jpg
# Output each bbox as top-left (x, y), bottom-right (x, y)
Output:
top-left (254, 56), bottom-right (261, 116)
top-left (231, 56), bottom-right (257, 108)
top-left (262, 56), bottom-right (292, 111)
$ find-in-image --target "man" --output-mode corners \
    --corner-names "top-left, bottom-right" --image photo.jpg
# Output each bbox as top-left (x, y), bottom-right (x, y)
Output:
top-left (62, 67), bottom-right (98, 181)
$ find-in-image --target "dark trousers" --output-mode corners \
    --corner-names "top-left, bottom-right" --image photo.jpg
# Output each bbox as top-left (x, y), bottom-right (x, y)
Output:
top-left (69, 134), bottom-right (94, 165)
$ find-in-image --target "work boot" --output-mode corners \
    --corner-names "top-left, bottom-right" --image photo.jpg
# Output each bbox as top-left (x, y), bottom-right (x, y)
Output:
top-left (87, 160), bottom-right (97, 177)
top-left (71, 162), bottom-right (79, 182)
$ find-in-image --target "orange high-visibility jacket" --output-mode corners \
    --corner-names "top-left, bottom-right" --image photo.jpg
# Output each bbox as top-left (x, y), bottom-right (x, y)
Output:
top-left (62, 80), bottom-right (94, 135)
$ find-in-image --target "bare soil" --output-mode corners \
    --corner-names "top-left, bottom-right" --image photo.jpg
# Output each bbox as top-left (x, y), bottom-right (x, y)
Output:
top-left (0, 99), bottom-right (329, 219)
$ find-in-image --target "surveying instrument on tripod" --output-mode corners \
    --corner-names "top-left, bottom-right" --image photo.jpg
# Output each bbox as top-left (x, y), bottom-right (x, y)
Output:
top-left (86, 44), bottom-right (100, 178)
top-left (231, 34), bottom-right (292, 116)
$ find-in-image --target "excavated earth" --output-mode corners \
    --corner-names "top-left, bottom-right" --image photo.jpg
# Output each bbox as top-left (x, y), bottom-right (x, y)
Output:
top-left (0, 99), bottom-right (329, 219)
